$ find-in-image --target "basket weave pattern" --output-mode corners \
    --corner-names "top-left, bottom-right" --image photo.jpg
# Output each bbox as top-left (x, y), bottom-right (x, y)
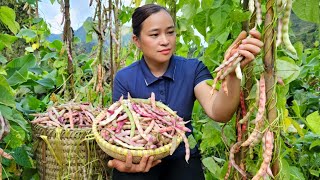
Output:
top-left (32, 124), bottom-right (109, 179)
top-left (92, 122), bottom-right (181, 163)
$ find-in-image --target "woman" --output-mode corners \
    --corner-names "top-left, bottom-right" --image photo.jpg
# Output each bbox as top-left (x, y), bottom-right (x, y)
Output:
top-left (108, 4), bottom-right (263, 180)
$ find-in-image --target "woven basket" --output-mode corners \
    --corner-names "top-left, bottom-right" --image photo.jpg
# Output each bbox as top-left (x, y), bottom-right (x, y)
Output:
top-left (92, 98), bottom-right (183, 164)
top-left (32, 124), bottom-right (110, 180)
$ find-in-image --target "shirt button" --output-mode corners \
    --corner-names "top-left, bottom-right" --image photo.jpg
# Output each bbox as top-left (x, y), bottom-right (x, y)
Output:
top-left (160, 91), bottom-right (164, 95)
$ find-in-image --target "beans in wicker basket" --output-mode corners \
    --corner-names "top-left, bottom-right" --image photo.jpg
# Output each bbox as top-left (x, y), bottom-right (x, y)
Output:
top-left (96, 93), bottom-right (191, 162)
top-left (30, 102), bottom-right (100, 129)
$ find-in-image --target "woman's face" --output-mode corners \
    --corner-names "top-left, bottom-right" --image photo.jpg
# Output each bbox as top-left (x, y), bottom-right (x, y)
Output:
top-left (133, 10), bottom-right (176, 64)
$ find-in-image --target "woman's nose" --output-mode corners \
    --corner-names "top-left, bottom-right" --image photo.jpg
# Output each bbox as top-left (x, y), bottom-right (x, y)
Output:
top-left (160, 35), bottom-right (169, 45)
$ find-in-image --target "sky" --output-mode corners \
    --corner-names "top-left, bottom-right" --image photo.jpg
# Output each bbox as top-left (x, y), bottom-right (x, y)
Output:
top-left (38, 0), bottom-right (133, 34)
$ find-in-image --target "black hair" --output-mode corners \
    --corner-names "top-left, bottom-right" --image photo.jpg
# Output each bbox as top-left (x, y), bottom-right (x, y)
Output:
top-left (132, 4), bottom-right (171, 37)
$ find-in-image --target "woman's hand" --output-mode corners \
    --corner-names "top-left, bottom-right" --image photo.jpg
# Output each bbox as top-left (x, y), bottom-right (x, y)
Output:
top-left (225, 29), bottom-right (264, 68)
top-left (107, 152), bottom-right (161, 173)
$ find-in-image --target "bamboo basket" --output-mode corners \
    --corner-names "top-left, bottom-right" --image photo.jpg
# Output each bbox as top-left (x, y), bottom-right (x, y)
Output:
top-left (32, 124), bottom-right (110, 180)
top-left (92, 98), bottom-right (183, 164)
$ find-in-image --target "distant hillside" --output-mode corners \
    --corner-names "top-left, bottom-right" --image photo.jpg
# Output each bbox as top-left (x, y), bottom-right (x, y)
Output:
top-left (291, 12), bottom-right (318, 48)
top-left (47, 17), bottom-right (132, 53)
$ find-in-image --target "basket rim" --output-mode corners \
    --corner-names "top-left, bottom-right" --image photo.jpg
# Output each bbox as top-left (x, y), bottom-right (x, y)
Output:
top-left (92, 122), bottom-right (182, 157)
top-left (32, 123), bottom-right (92, 132)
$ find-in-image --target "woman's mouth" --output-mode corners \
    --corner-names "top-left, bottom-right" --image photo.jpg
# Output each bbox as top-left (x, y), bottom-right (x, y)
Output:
top-left (159, 49), bottom-right (171, 55)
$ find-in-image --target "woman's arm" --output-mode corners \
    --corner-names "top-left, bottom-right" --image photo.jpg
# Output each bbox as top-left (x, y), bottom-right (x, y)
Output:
top-left (195, 29), bottom-right (263, 123)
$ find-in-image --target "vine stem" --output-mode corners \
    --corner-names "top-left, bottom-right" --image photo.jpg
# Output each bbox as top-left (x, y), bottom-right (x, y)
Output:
top-left (263, 0), bottom-right (279, 176)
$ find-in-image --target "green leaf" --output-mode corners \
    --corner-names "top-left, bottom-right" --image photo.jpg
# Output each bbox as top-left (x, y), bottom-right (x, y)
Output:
top-left (53, 59), bottom-right (67, 68)
top-left (0, 6), bottom-right (20, 34)
top-left (0, 66), bottom-right (7, 76)
top-left (201, 121), bottom-right (221, 147)
top-left (181, 4), bottom-right (196, 20)
top-left (73, 36), bottom-right (81, 44)
top-left (0, 34), bottom-right (18, 51)
top-left (5, 54), bottom-right (36, 86)
top-left (292, 0), bottom-right (320, 24)
top-left (48, 40), bottom-right (63, 51)
top-left (281, 158), bottom-right (305, 180)
top-left (36, 78), bottom-right (55, 89)
top-left (309, 169), bottom-right (320, 177)
top-left (216, 30), bottom-right (230, 44)
top-left (4, 125), bottom-right (26, 148)
top-left (290, 167), bottom-right (306, 180)
top-left (26, 0), bottom-right (37, 5)
top-left (201, 0), bottom-right (214, 10)
top-left (187, 134), bottom-right (197, 149)
top-left (0, 75), bottom-right (15, 108)
top-left (41, 52), bottom-right (58, 61)
top-left (11, 146), bottom-right (35, 168)
top-left (23, 96), bottom-right (44, 110)
top-left (86, 32), bottom-right (93, 43)
top-left (202, 157), bottom-right (221, 176)
top-left (193, 9), bottom-right (210, 37)
top-left (291, 100), bottom-right (303, 120)
top-left (0, 105), bottom-right (29, 132)
top-left (276, 58), bottom-right (300, 84)
top-left (209, 4), bottom-right (232, 34)
top-left (310, 139), bottom-right (320, 150)
top-left (83, 20), bottom-right (94, 32)
top-left (230, 9), bottom-right (251, 22)
top-left (17, 29), bottom-right (37, 39)
top-left (0, 54), bottom-right (7, 64)
top-left (25, 46), bottom-right (34, 52)
top-left (306, 111), bottom-right (320, 135)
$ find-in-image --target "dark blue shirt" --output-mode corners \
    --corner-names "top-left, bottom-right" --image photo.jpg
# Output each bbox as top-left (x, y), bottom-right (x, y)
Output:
top-left (112, 55), bottom-right (213, 159)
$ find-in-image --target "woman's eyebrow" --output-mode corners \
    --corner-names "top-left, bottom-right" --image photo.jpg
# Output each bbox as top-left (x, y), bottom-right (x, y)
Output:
top-left (147, 25), bottom-right (175, 33)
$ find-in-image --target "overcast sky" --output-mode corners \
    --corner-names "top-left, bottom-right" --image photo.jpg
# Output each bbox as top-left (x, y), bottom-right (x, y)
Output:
top-left (38, 0), bottom-right (133, 34)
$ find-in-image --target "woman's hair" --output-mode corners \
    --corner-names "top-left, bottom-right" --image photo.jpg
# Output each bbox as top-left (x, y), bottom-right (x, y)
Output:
top-left (132, 4), bottom-right (171, 37)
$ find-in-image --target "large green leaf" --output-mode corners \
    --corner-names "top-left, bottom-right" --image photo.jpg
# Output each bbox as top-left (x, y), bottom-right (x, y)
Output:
top-left (181, 4), bottom-right (197, 20)
top-left (5, 54), bottom-right (36, 86)
top-left (209, 4), bottom-right (232, 35)
top-left (201, 0), bottom-right (214, 10)
top-left (306, 111), bottom-right (320, 135)
top-left (202, 157), bottom-right (221, 176)
top-left (292, 0), bottom-right (320, 24)
top-left (0, 105), bottom-right (29, 132)
top-left (0, 75), bottom-right (15, 108)
top-left (16, 29), bottom-right (37, 39)
top-left (11, 146), bottom-right (35, 168)
top-left (276, 58), bottom-right (300, 84)
top-left (48, 40), bottom-right (63, 51)
top-left (201, 121), bottom-right (222, 149)
top-left (187, 134), bottom-right (197, 149)
top-left (0, 34), bottom-right (18, 51)
top-left (229, 9), bottom-right (251, 23)
top-left (36, 78), bottom-right (55, 89)
top-left (4, 125), bottom-right (26, 149)
top-left (281, 158), bottom-right (306, 180)
top-left (193, 9), bottom-right (211, 37)
top-left (0, 6), bottom-right (20, 34)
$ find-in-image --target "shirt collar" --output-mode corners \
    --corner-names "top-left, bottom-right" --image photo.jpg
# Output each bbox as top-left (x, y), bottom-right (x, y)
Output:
top-left (140, 56), bottom-right (176, 86)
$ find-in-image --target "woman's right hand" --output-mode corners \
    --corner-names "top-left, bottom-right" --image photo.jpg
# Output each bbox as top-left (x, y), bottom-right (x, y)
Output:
top-left (107, 152), bottom-right (161, 173)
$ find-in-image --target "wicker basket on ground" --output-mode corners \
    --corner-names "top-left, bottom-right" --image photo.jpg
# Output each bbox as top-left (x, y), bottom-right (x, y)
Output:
top-left (32, 124), bottom-right (109, 180)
